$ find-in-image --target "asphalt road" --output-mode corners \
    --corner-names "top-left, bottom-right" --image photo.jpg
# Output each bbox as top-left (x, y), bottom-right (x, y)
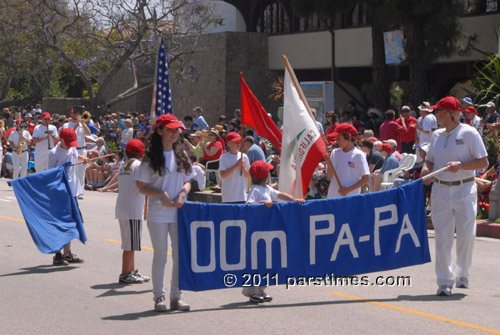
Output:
top-left (1, 177), bottom-right (500, 335)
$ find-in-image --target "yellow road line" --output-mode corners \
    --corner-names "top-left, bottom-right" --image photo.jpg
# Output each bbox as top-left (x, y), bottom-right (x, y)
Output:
top-left (0, 215), bottom-right (25, 223)
top-left (105, 238), bottom-right (172, 255)
top-left (328, 291), bottom-right (500, 335)
top-left (0, 216), bottom-right (165, 253)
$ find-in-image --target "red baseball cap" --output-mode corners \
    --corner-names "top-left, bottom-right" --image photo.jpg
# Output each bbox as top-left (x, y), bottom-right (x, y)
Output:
top-left (125, 139), bottom-right (144, 156)
top-left (16, 118), bottom-right (23, 125)
top-left (41, 112), bottom-right (51, 119)
top-left (327, 123), bottom-right (357, 140)
top-left (429, 96), bottom-right (462, 112)
top-left (466, 106), bottom-right (478, 115)
top-left (226, 132), bottom-right (242, 143)
top-left (155, 114), bottom-right (185, 130)
top-left (378, 142), bottom-right (393, 154)
top-left (59, 128), bottom-right (78, 147)
top-left (249, 160), bottom-right (274, 181)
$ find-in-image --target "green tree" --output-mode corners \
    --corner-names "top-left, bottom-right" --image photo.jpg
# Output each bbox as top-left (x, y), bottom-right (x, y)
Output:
top-left (0, 0), bottom-right (222, 113)
top-left (388, 0), bottom-right (467, 106)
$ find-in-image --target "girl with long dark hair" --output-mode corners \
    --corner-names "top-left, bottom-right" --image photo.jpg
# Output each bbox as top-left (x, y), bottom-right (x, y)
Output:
top-left (136, 114), bottom-right (194, 313)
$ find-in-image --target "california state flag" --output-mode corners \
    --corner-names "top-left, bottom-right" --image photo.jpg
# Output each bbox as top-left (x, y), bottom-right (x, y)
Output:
top-left (279, 69), bottom-right (327, 198)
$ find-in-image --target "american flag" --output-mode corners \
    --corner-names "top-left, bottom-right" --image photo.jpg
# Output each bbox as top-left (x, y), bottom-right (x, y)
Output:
top-left (151, 38), bottom-right (173, 117)
top-left (347, 161), bottom-right (356, 168)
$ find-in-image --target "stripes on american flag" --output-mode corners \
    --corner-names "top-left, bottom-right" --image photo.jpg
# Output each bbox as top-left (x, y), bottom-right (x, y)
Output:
top-left (152, 38), bottom-right (173, 117)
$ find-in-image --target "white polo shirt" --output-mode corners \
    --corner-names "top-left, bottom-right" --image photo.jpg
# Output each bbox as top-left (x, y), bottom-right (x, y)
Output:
top-left (219, 151), bottom-right (250, 203)
top-left (426, 123), bottom-right (487, 182)
top-left (327, 146), bottom-right (369, 198)
top-left (8, 130), bottom-right (32, 152)
top-left (418, 114), bottom-right (437, 145)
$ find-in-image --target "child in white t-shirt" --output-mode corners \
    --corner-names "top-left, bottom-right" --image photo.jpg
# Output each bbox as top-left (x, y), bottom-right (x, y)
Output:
top-left (47, 128), bottom-right (88, 266)
top-left (115, 139), bottom-right (150, 284)
top-left (325, 123), bottom-right (369, 198)
top-left (219, 132), bottom-right (250, 203)
top-left (244, 160), bottom-right (304, 303)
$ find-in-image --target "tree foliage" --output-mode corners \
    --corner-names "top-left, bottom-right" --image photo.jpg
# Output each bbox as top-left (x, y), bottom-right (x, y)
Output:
top-left (0, 0), bottom-right (222, 112)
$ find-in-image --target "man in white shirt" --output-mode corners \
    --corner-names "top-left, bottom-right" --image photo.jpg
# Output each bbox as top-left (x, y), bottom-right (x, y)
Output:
top-left (416, 101), bottom-right (437, 145)
top-left (62, 107), bottom-right (91, 198)
top-left (8, 119), bottom-right (32, 179)
top-left (422, 97), bottom-right (488, 297)
top-left (32, 112), bottom-right (59, 172)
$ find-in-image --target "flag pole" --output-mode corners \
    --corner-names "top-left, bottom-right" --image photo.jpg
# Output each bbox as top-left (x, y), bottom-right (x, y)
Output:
top-left (281, 54), bottom-right (342, 189)
top-left (73, 153), bottom-right (115, 165)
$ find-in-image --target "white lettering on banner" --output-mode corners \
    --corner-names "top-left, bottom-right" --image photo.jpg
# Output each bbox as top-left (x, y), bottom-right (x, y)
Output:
top-left (374, 204), bottom-right (398, 256)
top-left (330, 223), bottom-right (359, 261)
top-left (395, 214), bottom-right (420, 253)
top-left (220, 220), bottom-right (246, 271)
top-left (191, 221), bottom-right (216, 273)
top-left (188, 202), bottom-right (423, 273)
top-left (310, 214), bottom-right (335, 265)
top-left (251, 231), bottom-right (287, 269)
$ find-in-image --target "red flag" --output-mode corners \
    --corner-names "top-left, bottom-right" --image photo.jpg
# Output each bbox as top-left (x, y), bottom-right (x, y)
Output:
top-left (240, 73), bottom-right (282, 152)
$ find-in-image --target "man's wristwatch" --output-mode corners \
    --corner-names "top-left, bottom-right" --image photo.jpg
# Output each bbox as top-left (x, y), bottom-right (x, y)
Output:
top-left (457, 161), bottom-right (463, 169)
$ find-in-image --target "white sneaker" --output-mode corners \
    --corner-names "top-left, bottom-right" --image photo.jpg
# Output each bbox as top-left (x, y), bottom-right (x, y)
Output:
top-left (456, 277), bottom-right (469, 289)
top-left (437, 285), bottom-right (452, 296)
top-left (170, 299), bottom-right (190, 311)
top-left (154, 296), bottom-right (167, 312)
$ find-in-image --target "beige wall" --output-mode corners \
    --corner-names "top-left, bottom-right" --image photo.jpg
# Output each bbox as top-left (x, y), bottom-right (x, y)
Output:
top-left (268, 31), bottom-right (332, 70)
top-left (268, 14), bottom-right (500, 69)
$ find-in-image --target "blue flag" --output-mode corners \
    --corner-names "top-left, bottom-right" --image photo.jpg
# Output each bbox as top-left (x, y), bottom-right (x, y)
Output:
top-left (9, 166), bottom-right (87, 254)
top-left (178, 179), bottom-right (430, 291)
top-left (153, 38), bottom-right (174, 117)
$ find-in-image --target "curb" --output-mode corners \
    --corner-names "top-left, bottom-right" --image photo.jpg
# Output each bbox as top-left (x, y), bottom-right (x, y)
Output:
top-left (426, 217), bottom-right (500, 239)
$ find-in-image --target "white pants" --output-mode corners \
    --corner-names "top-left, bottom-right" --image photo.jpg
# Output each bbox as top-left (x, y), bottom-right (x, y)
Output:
top-left (431, 181), bottom-right (477, 287)
top-left (147, 220), bottom-right (181, 301)
top-left (76, 149), bottom-right (86, 196)
top-left (35, 151), bottom-right (49, 172)
top-left (12, 151), bottom-right (28, 179)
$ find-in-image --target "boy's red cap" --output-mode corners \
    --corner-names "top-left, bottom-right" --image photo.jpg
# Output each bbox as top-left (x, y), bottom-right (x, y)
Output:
top-left (327, 123), bottom-right (357, 140)
top-left (429, 96), bottom-right (462, 112)
top-left (225, 132), bottom-right (242, 143)
top-left (249, 160), bottom-right (274, 181)
top-left (466, 106), bottom-right (478, 115)
top-left (41, 112), bottom-right (51, 119)
top-left (59, 128), bottom-right (78, 147)
top-left (155, 114), bottom-right (185, 130)
top-left (125, 139), bottom-right (144, 156)
top-left (16, 118), bottom-right (23, 125)
top-left (378, 142), bottom-right (393, 154)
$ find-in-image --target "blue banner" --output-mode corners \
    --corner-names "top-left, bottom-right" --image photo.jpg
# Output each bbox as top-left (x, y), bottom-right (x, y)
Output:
top-left (178, 179), bottom-right (430, 291)
top-left (9, 166), bottom-right (87, 254)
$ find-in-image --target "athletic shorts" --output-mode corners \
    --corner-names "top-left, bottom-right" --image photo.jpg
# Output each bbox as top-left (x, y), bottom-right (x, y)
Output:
top-left (118, 219), bottom-right (142, 251)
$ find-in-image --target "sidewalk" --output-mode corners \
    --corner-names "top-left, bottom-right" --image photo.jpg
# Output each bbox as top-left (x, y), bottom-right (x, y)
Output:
top-left (426, 217), bottom-right (500, 239)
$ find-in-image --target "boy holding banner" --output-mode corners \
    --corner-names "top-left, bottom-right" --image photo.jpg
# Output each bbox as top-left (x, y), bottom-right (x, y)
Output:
top-left (244, 160), bottom-right (304, 303)
top-left (325, 123), bottom-right (369, 198)
top-left (47, 128), bottom-right (87, 265)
